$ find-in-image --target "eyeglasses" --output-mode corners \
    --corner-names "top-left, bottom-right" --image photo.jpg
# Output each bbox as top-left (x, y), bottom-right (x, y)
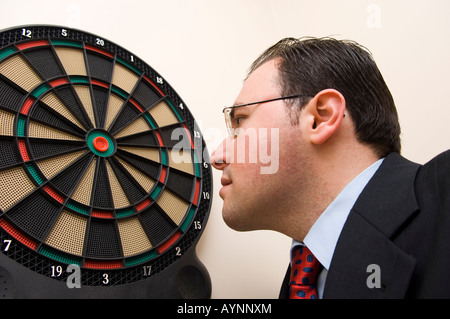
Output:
top-left (222, 94), bottom-right (310, 137)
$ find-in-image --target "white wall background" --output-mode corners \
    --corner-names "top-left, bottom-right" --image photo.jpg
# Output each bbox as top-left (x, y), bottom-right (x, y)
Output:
top-left (1, 0), bottom-right (449, 298)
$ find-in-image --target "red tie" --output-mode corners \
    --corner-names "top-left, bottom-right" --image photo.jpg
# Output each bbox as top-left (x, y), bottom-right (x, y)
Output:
top-left (289, 245), bottom-right (321, 299)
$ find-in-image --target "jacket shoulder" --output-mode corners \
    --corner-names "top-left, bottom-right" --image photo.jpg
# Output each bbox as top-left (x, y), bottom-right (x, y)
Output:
top-left (416, 149), bottom-right (450, 201)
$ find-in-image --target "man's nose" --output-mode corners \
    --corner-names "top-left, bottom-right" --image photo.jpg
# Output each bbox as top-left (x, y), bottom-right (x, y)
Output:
top-left (210, 139), bottom-right (230, 171)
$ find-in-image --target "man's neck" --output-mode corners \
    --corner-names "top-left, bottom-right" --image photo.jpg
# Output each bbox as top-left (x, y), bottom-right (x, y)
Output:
top-left (282, 144), bottom-right (380, 242)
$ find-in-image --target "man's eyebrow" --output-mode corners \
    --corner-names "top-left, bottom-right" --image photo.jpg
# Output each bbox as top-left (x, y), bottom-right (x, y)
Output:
top-left (229, 107), bottom-right (236, 119)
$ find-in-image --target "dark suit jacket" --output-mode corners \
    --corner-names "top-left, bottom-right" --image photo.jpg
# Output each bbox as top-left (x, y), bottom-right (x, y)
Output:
top-left (280, 150), bottom-right (450, 298)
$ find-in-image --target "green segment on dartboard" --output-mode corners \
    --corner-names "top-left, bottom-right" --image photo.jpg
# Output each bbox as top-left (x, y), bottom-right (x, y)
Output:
top-left (86, 130), bottom-right (116, 157)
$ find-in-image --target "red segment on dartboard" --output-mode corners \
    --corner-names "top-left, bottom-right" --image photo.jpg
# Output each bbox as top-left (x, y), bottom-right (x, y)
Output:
top-left (16, 40), bottom-right (49, 50)
top-left (0, 218), bottom-right (37, 250)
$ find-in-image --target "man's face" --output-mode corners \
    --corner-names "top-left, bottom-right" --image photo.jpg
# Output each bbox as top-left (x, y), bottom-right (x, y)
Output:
top-left (211, 59), bottom-right (309, 232)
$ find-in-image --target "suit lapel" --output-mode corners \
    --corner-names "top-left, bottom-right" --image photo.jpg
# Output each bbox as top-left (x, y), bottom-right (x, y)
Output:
top-left (323, 153), bottom-right (420, 298)
top-left (323, 211), bottom-right (416, 298)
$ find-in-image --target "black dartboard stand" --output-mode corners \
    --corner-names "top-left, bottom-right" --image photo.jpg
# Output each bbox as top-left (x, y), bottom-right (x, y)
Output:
top-left (0, 25), bottom-right (212, 299)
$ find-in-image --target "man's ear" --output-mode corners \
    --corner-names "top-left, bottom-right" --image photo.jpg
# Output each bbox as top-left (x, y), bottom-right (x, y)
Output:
top-left (304, 89), bottom-right (346, 145)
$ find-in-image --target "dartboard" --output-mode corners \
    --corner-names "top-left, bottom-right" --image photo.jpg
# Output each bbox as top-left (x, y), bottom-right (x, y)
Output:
top-left (0, 25), bottom-right (212, 298)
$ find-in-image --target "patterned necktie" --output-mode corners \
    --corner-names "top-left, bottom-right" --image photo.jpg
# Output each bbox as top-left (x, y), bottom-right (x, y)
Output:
top-left (289, 245), bottom-right (321, 299)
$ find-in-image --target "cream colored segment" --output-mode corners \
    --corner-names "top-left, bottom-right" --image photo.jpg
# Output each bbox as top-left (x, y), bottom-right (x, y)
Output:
top-left (168, 149), bottom-right (194, 175)
top-left (36, 150), bottom-right (86, 180)
top-left (105, 160), bottom-right (130, 208)
top-left (0, 55), bottom-right (42, 91)
top-left (0, 109), bottom-right (15, 136)
top-left (71, 158), bottom-right (96, 206)
top-left (41, 93), bottom-right (84, 129)
top-left (74, 85), bottom-right (96, 128)
top-left (117, 158), bottom-right (155, 192)
top-left (117, 217), bottom-right (152, 257)
top-left (45, 210), bottom-right (87, 256)
top-left (111, 63), bottom-right (139, 93)
top-left (156, 188), bottom-right (189, 225)
top-left (119, 147), bottom-right (160, 163)
top-left (114, 117), bottom-right (150, 139)
top-left (105, 94), bottom-right (124, 130)
top-left (54, 47), bottom-right (87, 76)
top-left (149, 101), bottom-right (178, 128)
top-left (28, 120), bottom-right (84, 141)
top-left (0, 167), bottom-right (36, 211)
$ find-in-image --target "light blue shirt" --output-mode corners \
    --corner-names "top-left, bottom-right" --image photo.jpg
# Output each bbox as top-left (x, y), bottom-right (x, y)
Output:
top-left (291, 158), bottom-right (384, 298)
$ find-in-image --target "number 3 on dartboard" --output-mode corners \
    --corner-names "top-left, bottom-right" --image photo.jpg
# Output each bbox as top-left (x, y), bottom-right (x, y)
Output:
top-left (102, 273), bottom-right (109, 285)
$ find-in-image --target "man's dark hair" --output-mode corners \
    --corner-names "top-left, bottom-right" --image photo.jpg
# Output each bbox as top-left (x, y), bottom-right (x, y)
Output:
top-left (248, 37), bottom-right (401, 157)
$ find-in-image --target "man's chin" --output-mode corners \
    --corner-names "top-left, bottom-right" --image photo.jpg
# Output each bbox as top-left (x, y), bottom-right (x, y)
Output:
top-left (222, 212), bottom-right (258, 232)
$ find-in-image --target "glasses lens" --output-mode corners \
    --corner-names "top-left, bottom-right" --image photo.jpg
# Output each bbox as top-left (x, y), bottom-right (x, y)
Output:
top-left (223, 108), bottom-right (234, 136)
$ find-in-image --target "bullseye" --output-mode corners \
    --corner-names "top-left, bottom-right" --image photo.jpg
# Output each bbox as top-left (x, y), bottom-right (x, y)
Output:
top-left (93, 136), bottom-right (109, 152)
top-left (87, 131), bottom-right (116, 157)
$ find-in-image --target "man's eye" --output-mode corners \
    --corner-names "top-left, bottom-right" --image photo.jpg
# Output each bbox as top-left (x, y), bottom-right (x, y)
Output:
top-left (232, 116), bottom-right (245, 128)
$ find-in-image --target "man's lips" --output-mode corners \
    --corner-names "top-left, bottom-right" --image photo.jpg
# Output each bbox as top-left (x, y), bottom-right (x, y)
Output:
top-left (219, 176), bottom-right (231, 199)
top-left (221, 176), bottom-right (232, 187)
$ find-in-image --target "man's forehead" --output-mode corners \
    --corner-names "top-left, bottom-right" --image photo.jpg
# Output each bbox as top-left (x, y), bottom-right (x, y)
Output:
top-left (235, 59), bottom-right (281, 105)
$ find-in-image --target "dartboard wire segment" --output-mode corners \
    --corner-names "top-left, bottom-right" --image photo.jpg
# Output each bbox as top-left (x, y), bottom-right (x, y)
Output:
top-left (0, 25), bottom-right (212, 287)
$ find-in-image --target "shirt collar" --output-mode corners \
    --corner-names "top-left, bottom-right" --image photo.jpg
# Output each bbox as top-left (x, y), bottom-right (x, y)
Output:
top-left (291, 158), bottom-right (384, 270)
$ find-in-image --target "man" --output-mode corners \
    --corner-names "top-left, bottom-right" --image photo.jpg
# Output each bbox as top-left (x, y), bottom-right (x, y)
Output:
top-left (210, 37), bottom-right (450, 298)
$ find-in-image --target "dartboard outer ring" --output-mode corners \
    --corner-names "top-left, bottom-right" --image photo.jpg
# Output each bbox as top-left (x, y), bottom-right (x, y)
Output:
top-left (0, 25), bottom-right (212, 298)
